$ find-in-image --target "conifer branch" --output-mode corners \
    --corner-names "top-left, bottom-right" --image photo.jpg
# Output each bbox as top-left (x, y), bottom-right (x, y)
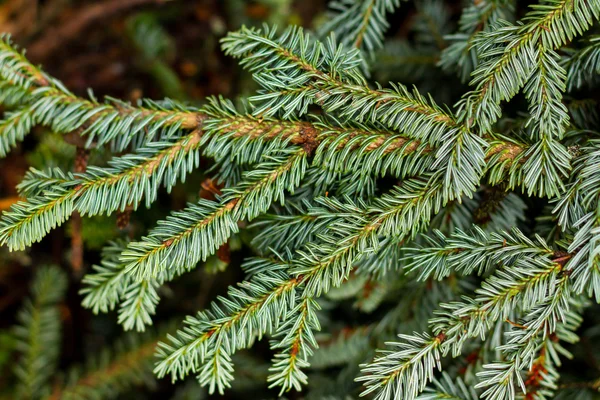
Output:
top-left (222, 25), bottom-right (458, 135)
top-left (418, 372), bottom-right (478, 400)
top-left (81, 240), bottom-right (177, 332)
top-left (224, 25), bottom-right (491, 200)
top-left (13, 266), bottom-right (68, 400)
top-left (1, 3), bottom-right (599, 398)
top-left (563, 34), bottom-right (600, 90)
top-left (81, 240), bottom-right (132, 315)
top-left (49, 328), bottom-right (166, 400)
top-left (440, 0), bottom-right (516, 82)
top-left (359, 228), bottom-right (573, 400)
top-left (0, 105), bottom-right (36, 157)
top-left (475, 285), bottom-right (581, 400)
top-left (0, 35), bottom-right (200, 151)
top-left (267, 297), bottom-right (320, 394)
top-left (457, 0), bottom-right (600, 133)
top-left (154, 269), bottom-right (299, 390)
top-left (154, 178), bottom-right (448, 390)
top-left (320, 0), bottom-right (403, 61)
top-left (405, 226), bottom-right (554, 281)
top-left (0, 129), bottom-right (204, 250)
top-left (121, 148), bottom-right (307, 280)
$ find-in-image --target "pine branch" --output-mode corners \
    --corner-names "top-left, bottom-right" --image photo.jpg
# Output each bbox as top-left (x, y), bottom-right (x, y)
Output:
top-left (457, 0), bottom-right (600, 133)
top-left (153, 179), bottom-right (453, 390)
top-left (358, 332), bottom-right (445, 400)
top-left (49, 327), bottom-right (167, 400)
top-left (223, 28), bottom-right (485, 200)
top-left (405, 226), bottom-right (554, 281)
top-left (80, 240), bottom-right (132, 315)
top-left (565, 212), bottom-right (600, 301)
top-left (2, 4), bottom-right (599, 399)
top-left (440, 0), bottom-right (516, 82)
top-left (0, 105), bottom-right (37, 157)
top-left (475, 289), bottom-right (582, 400)
top-left (0, 129), bottom-right (203, 250)
top-left (319, 0), bottom-right (403, 63)
top-left (225, 26), bottom-right (489, 200)
top-left (0, 35), bottom-right (200, 152)
top-left (121, 148), bottom-right (308, 280)
top-left (267, 297), bottom-right (320, 394)
top-left (358, 231), bottom-right (571, 400)
top-left (291, 177), bottom-right (443, 297)
top-left (81, 240), bottom-right (179, 332)
top-left (0, 81), bottom-right (32, 108)
top-left (553, 141), bottom-right (600, 229)
top-left (417, 372), bottom-right (478, 399)
top-left (0, 35), bottom-right (51, 89)
top-left (13, 266), bottom-right (68, 400)
top-left (154, 268), bottom-right (300, 392)
top-left (524, 47), bottom-right (569, 140)
top-left (222, 25), bottom-right (458, 137)
top-left (563, 35), bottom-right (600, 90)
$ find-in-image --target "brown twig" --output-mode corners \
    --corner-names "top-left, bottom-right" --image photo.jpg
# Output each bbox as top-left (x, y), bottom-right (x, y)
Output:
top-left (70, 146), bottom-right (89, 275)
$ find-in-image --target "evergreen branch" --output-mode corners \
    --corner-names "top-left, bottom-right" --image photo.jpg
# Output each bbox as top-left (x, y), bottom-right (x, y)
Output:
top-left (0, 129), bottom-right (203, 250)
top-left (13, 266), bottom-right (68, 400)
top-left (566, 212), bottom-right (600, 301)
top-left (154, 177), bottom-right (450, 392)
top-left (358, 234), bottom-right (570, 400)
top-left (1, 6), bottom-right (599, 399)
top-left (524, 47), bottom-right (569, 141)
top-left (154, 180), bottom-right (554, 395)
top-left (29, 93), bottom-right (200, 151)
top-left (405, 226), bottom-right (554, 281)
top-left (81, 239), bottom-right (178, 332)
top-left (553, 141), bottom-right (600, 229)
top-left (292, 177), bottom-right (443, 296)
top-left (417, 372), bottom-right (478, 400)
top-left (267, 297), bottom-right (320, 394)
top-left (357, 332), bottom-right (444, 400)
top-left (250, 206), bottom-right (326, 254)
top-left (261, 175), bottom-right (467, 303)
top-left (563, 35), bottom-right (600, 90)
top-left (224, 26), bottom-right (490, 201)
top-left (154, 269), bottom-right (299, 391)
top-left (519, 136), bottom-right (570, 197)
top-left (0, 35), bottom-right (200, 151)
top-left (0, 186), bottom-right (74, 250)
top-left (457, 0), bottom-right (600, 133)
top-left (485, 135), bottom-right (529, 188)
top-left (50, 328), bottom-right (165, 400)
top-left (81, 240), bottom-right (132, 315)
top-left (222, 25), bottom-right (458, 137)
top-left (0, 81), bottom-right (33, 108)
top-left (16, 168), bottom-right (72, 198)
top-left (0, 34), bottom-right (51, 89)
top-left (519, 46), bottom-right (570, 197)
top-left (0, 91), bottom-right (520, 253)
top-left (319, 0), bottom-right (403, 59)
top-left (122, 148), bottom-right (308, 280)
top-left (440, 0), bottom-right (516, 82)
top-left (0, 105), bottom-right (37, 157)
top-left (475, 285), bottom-right (580, 400)
top-left (117, 277), bottom-right (161, 332)
top-left (309, 326), bottom-right (371, 370)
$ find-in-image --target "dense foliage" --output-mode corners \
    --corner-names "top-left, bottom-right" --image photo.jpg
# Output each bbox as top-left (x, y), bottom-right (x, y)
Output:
top-left (2, 0), bottom-right (600, 399)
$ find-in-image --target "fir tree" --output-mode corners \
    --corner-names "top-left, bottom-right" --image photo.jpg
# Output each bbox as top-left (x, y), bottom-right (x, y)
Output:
top-left (1, 0), bottom-right (600, 399)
